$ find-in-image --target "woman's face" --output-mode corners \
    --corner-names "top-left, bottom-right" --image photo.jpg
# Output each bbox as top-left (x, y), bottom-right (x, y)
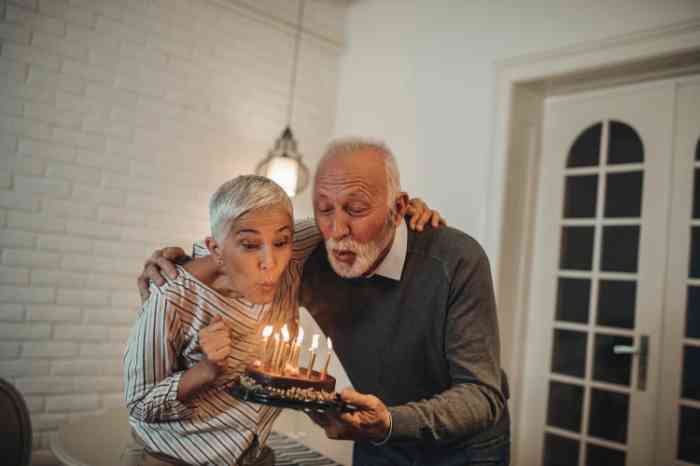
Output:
top-left (211, 204), bottom-right (293, 304)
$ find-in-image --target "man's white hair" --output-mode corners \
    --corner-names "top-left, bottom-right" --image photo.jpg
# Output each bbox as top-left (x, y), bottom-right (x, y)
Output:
top-left (318, 137), bottom-right (401, 209)
top-left (209, 175), bottom-right (292, 244)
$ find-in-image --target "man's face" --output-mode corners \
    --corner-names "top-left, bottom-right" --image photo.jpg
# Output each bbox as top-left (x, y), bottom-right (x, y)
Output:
top-left (313, 149), bottom-right (397, 278)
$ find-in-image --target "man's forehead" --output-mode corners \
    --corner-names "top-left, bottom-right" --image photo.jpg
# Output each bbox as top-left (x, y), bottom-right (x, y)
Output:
top-left (314, 149), bottom-right (387, 195)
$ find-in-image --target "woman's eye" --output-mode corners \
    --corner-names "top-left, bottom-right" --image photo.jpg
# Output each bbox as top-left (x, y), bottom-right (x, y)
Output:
top-left (274, 238), bottom-right (290, 248)
top-left (241, 243), bottom-right (260, 250)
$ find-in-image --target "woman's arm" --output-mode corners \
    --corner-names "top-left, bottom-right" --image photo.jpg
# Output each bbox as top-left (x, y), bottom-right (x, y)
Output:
top-left (124, 290), bottom-right (228, 422)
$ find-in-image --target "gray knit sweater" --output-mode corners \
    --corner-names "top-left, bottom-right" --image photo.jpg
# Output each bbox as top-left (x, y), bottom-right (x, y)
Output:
top-left (300, 221), bottom-right (509, 452)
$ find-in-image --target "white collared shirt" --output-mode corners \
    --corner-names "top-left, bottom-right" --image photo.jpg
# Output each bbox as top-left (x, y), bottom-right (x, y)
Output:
top-left (369, 219), bottom-right (407, 281)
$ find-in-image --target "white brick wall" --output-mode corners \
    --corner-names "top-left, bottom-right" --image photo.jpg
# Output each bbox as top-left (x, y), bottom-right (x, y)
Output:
top-left (0, 0), bottom-right (346, 463)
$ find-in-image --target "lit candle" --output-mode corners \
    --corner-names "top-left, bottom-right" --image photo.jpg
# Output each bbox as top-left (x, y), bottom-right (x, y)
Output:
top-left (307, 334), bottom-right (319, 379)
top-left (259, 325), bottom-right (273, 365)
top-left (293, 327), bottom-right (304, 369)
top-left (270, 333), bottom-right (280, 373)
top-left (279, 324), bottom-right (290, 373)
top-left (320, 337), bottom-right (333, 380)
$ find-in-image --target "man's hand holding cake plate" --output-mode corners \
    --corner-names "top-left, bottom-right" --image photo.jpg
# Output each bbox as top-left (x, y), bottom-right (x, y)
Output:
top-left (309, 388), bottom-right (392, 443)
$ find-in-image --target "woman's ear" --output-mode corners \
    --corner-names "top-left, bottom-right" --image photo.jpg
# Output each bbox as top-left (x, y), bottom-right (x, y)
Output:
top-left (205, 236), bottom-right (224, 265)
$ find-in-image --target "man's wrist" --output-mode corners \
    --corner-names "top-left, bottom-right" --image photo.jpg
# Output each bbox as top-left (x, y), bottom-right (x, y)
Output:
top-left (370, 411), bottom-right (392, 446)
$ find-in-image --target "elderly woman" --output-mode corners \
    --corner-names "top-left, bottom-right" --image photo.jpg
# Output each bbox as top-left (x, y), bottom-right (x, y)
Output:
top-left (123, 175), bottom-right (312, 466)
top-left (124, 175), bottom-right (441, 466)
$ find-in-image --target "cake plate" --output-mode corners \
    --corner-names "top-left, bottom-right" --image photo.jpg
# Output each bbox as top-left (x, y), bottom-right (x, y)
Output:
top-left (230, 383), bottom-right (357, 413)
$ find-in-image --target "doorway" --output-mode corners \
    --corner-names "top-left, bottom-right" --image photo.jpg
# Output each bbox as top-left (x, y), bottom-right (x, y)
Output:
top-left (516, 76), bottom-right (700, 466)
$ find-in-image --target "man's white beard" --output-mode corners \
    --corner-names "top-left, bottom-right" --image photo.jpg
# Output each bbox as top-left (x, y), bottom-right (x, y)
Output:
top-left (325, 220), bottom-right (395, 278)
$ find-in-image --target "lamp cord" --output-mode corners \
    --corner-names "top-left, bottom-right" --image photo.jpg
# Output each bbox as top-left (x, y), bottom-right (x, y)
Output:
top-left (287, 0), bottom-right (305, 127)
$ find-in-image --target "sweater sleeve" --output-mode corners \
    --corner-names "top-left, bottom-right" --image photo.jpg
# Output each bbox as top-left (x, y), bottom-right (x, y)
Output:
top-left (123, 289), bottom-right (193, 423)
top-left (388, 252), bottom-right (506, 443)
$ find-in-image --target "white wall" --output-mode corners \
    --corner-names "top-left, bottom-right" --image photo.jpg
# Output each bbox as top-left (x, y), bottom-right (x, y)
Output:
top-left (335, 0), bottom-right (700, 242)
top-left (0, 0), bottom-right (346, 464)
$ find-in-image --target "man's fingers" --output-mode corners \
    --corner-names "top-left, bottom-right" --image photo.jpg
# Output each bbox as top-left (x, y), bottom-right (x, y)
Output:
top-left (339, 388), bottom-right (374, 408)
top-left (154, 255), bottom-right (178, 279)
top-left (161, 247), bottom-right (186, 261)
top-left (137, 276), bottom-right (150, 304)
top-left (432, 211), bottom-right (442, 227)
top-left (416, 209), bottom-right (432, 231)
top-left (144, 263), bottom-right (166, 286)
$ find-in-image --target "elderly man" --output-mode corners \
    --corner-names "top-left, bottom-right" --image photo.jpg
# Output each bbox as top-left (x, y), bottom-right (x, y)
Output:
top-left (139, 138), bottom-right (510, 466)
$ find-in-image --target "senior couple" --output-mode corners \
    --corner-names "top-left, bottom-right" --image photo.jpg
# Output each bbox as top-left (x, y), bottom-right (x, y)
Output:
top-left (123, 137), bottom-right (510, 466)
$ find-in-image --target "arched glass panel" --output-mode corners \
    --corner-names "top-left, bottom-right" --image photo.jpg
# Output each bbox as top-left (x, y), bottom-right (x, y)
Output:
top-left (567, 122), bottom-right (602, 168)
top-left (608, 120), bottom-right (644, 165)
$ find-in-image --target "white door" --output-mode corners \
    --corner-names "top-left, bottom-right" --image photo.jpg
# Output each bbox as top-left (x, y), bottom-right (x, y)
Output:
top-left (655, 79), bottom-right (700, 466)
top-left (518, 80), bottom-right (677, 466)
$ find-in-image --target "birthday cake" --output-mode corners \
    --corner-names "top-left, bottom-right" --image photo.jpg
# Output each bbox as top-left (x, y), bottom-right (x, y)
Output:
top-left (236, 327), bottom-right (338, 404)
top-left (240, 364), bottom-right (336, 402)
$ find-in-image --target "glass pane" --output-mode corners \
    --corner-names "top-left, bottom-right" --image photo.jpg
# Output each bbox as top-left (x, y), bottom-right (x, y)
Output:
top-left (551, 329), bottom-right (587, 378)
top-left (687, 286), bottom-right (700, 340)
top-left (547, 381), bottom-right (584, 432)
top-left (601, 226), bottom-right (640, 273)
top-left (691, 227), bottom-right (700, 279)
top-left (588, 388), bottom-right (629, 443)
top-left (585, 444), bottom-right (626, 466)
top-left (567, 123), bottom-right (602, 168)
top-left (682, 345), bottom-right (700, 401)
top-left (604, 171), bottom-right (643, 218)
top-left (694, 169), bottom-right (700, 219)
top-left (593, 334), bottom-right (633, 386)
top-left (597, 280), bottom-right (636, 329)
top-left (560, 226), bottom-right (595, 271)
top-left (607, 121), bottom-right (644, 165)
top-left (544, 433), bottom-right (580, 466)
top-left (678, 406), bottom-right (700, 464)
top-left (564, 175), bottom-right (598, 218)
top-left (556, 278), bottom-right (591, 324)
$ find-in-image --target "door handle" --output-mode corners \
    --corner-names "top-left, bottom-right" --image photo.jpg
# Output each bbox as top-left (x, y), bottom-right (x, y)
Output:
top-left (613, 345), bottom-right (639, 354)
top-left (613, 336), bottom-right (649, 391)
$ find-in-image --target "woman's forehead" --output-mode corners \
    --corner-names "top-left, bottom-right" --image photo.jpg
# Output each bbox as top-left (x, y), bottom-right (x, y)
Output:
top-left (232, 205), bottom-right (292, 234)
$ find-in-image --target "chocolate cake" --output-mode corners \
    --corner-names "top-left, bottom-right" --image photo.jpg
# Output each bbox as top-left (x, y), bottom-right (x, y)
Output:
top-left (244, 363), bottom-right (335, 392)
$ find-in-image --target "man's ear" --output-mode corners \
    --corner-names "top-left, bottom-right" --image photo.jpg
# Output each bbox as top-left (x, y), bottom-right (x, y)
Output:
top-left (393, 192), bottom-right (410, 225)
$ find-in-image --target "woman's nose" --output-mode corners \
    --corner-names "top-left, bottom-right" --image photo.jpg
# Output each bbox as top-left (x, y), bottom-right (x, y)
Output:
top-left (259, 247), bottom-right (276, 270)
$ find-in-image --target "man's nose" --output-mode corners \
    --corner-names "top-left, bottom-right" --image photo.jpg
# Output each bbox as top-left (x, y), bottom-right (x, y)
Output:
top-left (331, 212), bottom-right (350, 240)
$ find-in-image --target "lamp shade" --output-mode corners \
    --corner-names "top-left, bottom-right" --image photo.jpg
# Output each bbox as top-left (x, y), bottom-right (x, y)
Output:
top-left (256, 127), bottom-right (309, 197)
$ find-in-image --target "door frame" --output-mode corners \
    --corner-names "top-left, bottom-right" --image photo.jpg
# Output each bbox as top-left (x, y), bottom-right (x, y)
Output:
top-left (483, 18), bottom-right (700, 464)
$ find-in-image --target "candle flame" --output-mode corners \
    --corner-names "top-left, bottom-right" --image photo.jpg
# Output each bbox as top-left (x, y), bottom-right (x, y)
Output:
top-left (296, 327), bottom-right (304, 345)
top-left (327, 337), bottom-right (332, 350)
top-left (281, 324), bottom-right (290, 342)
top-left (310, 334), bottom-right (319, 351)
top-left (262, 325), bottom-right (273, 338)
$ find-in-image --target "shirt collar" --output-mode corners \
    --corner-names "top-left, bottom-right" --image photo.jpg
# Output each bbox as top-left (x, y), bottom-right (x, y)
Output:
top-left (370, 219), bottom-right (407, 281)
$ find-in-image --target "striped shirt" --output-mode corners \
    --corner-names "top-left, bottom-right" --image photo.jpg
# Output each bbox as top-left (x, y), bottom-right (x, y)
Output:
top-left (123, 220), bottom-right (321, 466)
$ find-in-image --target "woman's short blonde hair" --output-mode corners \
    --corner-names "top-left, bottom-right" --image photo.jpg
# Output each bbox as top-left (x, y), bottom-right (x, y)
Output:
top-left (209, 175), bottom-right (293, 244)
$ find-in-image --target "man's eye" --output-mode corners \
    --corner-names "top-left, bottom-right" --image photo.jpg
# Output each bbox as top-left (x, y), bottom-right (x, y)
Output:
top-left (241, 243), bottom-right (260, 250)
top-left (318, 207), bottom-right (333, 215)
top-left (347, 206), bottom-right (367, 216)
